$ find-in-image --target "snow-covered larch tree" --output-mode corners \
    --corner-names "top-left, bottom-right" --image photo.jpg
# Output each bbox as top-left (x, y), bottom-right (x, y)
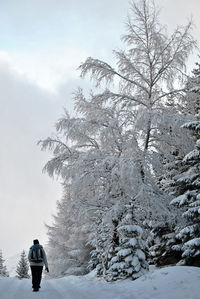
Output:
top-left (40, 98), bottom-right (140, 275)
top-left (16, 250), bottom-right (30, 279)
top-left (79, 0), bottom-right (196, 180)
top-left (170, 121), bottom-right (200, 266)
top-left (76, 0), bottom-right (197, 239)
top-left (0, 250), bottom-right (9, 277)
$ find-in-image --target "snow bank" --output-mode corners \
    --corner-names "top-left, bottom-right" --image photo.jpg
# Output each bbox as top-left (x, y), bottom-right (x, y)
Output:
top-left (59, 266), bottom-right (200, 299)
top-left (0, 266), bottom-right (200, 299)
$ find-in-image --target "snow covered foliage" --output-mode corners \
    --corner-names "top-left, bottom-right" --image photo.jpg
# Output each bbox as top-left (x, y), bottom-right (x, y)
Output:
top-left (46, 186), bottom-right (91, 278)
top-left (0, 250), bottom-right (9, 277)
top-left (107, 204), bottom-right (149, 280)
top-left (16, 250), bottom-right (30, 279)
top-left (39, 90), bottom-right (169, 277)
top-left (183, 62), bottom-right (200, 117)
top-left (156, 61), bottom-right (200, 196)
top-left (88, 217), bottom-right (116, 277)
top-left (38, 0), bottom-right (197, 278)
top-left (79, 0), bottom-right (195, 175)
top-left (170, 121), bottom-right (200, 266)
top-left (147, 222), bottom-right (182, 267)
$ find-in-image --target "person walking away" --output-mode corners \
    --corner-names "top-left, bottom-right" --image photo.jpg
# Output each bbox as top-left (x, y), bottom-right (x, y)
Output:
top-left (28, 239), bottom-right (49, 292)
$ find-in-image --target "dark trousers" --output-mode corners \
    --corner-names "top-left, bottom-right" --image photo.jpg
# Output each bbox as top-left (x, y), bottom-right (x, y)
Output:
top-left (30, 266), bottom-right (43, 289)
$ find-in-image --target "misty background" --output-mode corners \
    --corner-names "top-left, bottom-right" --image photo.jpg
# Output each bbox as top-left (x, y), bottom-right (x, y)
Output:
top-left (0, 0), bottom-right (199, 259)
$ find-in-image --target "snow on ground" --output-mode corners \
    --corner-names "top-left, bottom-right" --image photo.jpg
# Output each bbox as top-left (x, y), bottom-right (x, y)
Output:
top-left (0, 266), bottom-right (200, 299)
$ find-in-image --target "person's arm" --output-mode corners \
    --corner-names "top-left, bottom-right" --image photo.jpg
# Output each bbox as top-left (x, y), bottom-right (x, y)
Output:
top-left (42, 248), bottom-right (49, 270)
top-left (28, 248), bottom-right (32, 263)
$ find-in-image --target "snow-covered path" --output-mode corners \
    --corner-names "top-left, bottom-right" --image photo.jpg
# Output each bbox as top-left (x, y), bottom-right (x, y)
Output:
top-left (0, 278), bottom-right (71, 299)
top-left (0, 276), bottom-right (119, 299)
top-left (0, 266), bottom-right (200, 299)
top-left (0, 278), bottom-right (85, 299)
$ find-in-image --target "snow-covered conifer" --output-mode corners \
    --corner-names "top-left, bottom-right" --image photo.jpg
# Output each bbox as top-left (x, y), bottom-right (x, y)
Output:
top-left (88, 219), bottom-right (113, 276)
top-left (148, 222), bottom-right (182, 266)
top-left (46, 186), bottom-right (91, 277)
top-left (0, 250), bottom-right (9, 277)
top-left (170, 121), bottom-right (200, 266)
top-left (88, 210), bottom-right (123, 278)
top-left (107, 204), bottom-right (149, 280)
top-left (183, 62), bottom-right (200, 117)
top-left (16, 250), bottom-right (30, 279)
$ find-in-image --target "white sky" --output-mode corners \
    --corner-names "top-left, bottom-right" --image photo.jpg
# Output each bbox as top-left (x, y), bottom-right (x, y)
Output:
top-left (0, 0), bottom-right (200, 258)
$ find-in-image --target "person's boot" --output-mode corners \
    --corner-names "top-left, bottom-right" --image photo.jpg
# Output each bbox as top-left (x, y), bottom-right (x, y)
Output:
top-left (33, 288), bottom-right (39, 292)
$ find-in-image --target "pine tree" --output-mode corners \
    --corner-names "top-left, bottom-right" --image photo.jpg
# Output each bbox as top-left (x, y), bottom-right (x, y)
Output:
top-left (88, 213), bottom-right (122, 278)
top-left (89, 219), bottom-right (112, 277)
top-left (159, 59), bottom-right (200, 194)
top-left (147, 222), bottom-right (182, 267)
top-left (183, 62), bottom-right (200, 117)
top-left (46, 186), bottom-right (91, 277)
top-left (170, 121), bottom-right (200, 266)
top-left (16, 250), bottom-right (30, 279)
top-left (0, 250), bottom-right (9, 277)
top-left (107, 204), bottom-right (149, 280)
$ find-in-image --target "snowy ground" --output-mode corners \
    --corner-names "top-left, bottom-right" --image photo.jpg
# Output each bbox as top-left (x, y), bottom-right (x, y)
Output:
top-left (0, 266), bottom-right (200, 299)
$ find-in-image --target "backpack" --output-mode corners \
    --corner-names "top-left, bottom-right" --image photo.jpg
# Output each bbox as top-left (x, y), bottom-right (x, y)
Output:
top-left (31, 244), bottom-right (44, 263)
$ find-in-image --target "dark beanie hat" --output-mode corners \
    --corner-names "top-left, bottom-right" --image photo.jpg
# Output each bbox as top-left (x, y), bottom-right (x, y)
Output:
top-left (33, 239), bottom-right (39, 245)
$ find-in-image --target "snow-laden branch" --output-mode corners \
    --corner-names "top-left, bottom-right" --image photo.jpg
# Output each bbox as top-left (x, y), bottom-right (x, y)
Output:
top-left (79, 57), bottom-right (149, 94)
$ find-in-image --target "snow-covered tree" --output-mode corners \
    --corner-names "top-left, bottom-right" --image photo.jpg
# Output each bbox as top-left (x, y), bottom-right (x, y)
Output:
top-left (147, 222), bottom-right (182, 266)
top-left (39, 102), bottom-right (169, 276)
top-left (159, 59), bottom-right (200, 195)
top-left (88, 218), bottom-right (113, 276)
top-left (88, 206), bottom-right (125, 278)
top-left (39, 0), bottom-right (196, 276)
top-left (170, 121), bottom-right (200, 266)
top-left (182, 61), bottom-right (200, 117)
top-left (16, 250), bottom-right (30, 279)
top-left (107, 204), bottom-right (149, 280)
top-left (79, 0), bottom-right (196, 181)
top-left (0, 250), bottom-right (9, 277)
top-left (76, 0), bottom-right (196, 251)
top-left (46, 186), bottom-right (91, 277)
top-left (39, 96), bottom-right (147, 275)
top-left (156, 60), bottom-right (200, 267)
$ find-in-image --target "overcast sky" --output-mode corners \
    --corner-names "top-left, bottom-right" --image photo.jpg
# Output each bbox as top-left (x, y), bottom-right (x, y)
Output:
top-left (0, 0), bottom-right (200, 258)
